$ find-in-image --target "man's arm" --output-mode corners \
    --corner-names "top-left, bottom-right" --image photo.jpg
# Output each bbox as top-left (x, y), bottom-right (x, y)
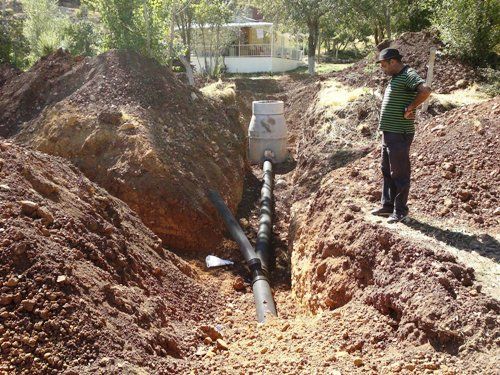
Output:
top-left (404, 83), bottom-right (432, 119)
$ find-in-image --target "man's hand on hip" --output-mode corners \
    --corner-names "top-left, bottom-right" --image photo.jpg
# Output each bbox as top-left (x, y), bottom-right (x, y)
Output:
top-left (404, 106), bottom-right (416, 120)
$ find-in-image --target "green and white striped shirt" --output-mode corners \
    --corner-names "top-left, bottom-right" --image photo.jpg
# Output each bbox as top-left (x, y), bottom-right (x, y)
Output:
top-left (379, 66), bottom-right (425, 133)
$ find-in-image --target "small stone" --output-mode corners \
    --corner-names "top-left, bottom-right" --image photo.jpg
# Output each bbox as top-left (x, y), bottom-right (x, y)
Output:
top-left (56, 275), bottom-right (67, 284)
top-left (462, 204), bottom-right (473, 213)
top-left (343, 213), bottom-right (354, 222)
top-left (444, 198), bottom-right (453, 208)
top-left (5, 277), bottom-right (18, 287)
top-left (457, 190), bottom-right (472, 202)
top-left (20, 201), bottom-right (39, 216)
top-left (232, 276), bottom-right (246, 291)
top-left (275, 179), bottom-right (287, 189)
top-left (199, 325), bottom-right (222, 341)
top-left (194, 347), bottom-right (206, 356)
top-left (441, 162), bottom-right (455, 172)
top-left (0, 294), bottom-right (13, 306)
top-left (216, 339), bottom-right (229, 351)
top-left (0, 184), bottom-right (11, 191)
top-left (37, 207), bottom-right (54, 226)
top-left (348, 204), bottom-right (361, 212)
top-left (260, 347), bottom-right (269, 354)
top-left (423, 362), bottom-right (439, 370)
top-left (21, 300), bottom-right (36, 312)
top-left (203, 337), bottom-right (213, 345)
top-left (353, 357), bottom-right (364, 367)
top-left (205, 347), bottom-right (216, 357)
top-left (404, 363), bottom-right (416, 371)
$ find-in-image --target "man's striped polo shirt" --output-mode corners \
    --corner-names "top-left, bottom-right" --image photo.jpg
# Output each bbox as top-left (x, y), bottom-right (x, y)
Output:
top-left (379, 66), bottom-right (425, 134)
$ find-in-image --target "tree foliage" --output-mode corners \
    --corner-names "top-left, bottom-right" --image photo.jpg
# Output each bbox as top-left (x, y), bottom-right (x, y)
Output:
top-left (65, 5), bottom-right (103, 56)
top-left (83, 0), bottom-right (170, 61)
top-left (253, 0), bottom-right (336, 75)
top-left (21, 0), bottom-right (69, 63)
top-left (191, 0), bottom-right (234, 77)
top-left (430, 0), bottom-right (499, 65)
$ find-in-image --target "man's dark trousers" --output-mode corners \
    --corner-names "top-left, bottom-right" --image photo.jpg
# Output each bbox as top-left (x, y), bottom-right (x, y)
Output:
top-left (381, 131), bottom-right (414, 215)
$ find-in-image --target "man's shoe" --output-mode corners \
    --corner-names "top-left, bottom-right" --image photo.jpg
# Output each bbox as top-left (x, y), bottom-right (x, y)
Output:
top-left (387, 213), bottom-right (407, 224)
top-left (371, 207), bottom-right (393, 217)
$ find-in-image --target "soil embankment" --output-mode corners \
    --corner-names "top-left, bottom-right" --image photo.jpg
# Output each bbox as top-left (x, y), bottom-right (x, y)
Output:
top-left (0, 142), bottom-right (216, 374)
top-left (0, 49), bottom-right (246, 253)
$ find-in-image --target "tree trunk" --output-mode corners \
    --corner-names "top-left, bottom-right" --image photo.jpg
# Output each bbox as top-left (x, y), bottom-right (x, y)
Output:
top-left (169, 1), bottom-right (176, 69)
top-left (384, 4), bottom-right (392, 41)
top-left (317, 31), bottom-right (321, 64)
top-left (179, 55), bottom-right (194, 86)
top-left (142, 0), bottom-right (151, 57)
top-left (307, 18), bottom-right (319, 76)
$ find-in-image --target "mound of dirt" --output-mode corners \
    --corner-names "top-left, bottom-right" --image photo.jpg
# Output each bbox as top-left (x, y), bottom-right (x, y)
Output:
top-left (411, 97), bottom-right (500, 228)
top-left (0, 63), bottom-right (21, 89)
top-left (0, 50), bottom-right (79, 133)
top-left (0, 141), bottom-right (216, 374)
top-left (0, 49), bottom-right (246, 252)
top-left (336, 31), bottom-right (476, 94)
top-left (283, 77), bottom-right (499, 372)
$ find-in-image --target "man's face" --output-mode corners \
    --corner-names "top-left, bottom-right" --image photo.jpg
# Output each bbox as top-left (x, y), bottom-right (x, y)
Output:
top-left (379, 59), bottom-right (395, 75)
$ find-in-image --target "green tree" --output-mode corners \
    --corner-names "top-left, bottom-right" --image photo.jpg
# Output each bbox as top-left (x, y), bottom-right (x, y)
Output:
top-left (65, 5), bottom-right (102, 56)
top-left (22, 0), bottom-right (69, 63)
top-left (430, 0), bottom-right (499, 65)
top-left (254, 0), bottom-right (336, 75)
top-left (84, 0), bottom-right (170, 61)
top-left (192, 0), bottom-right (234, 77)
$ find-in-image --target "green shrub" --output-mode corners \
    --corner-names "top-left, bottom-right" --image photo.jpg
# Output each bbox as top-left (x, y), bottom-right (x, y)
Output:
top-left (23, 0), bottom-right (70, 63)
top-left (431, 0), bottom-right (500, 66)
top-left (65, 6), bottom-right (102, 57)
top-left (479, 67), bottom-right (500, 96)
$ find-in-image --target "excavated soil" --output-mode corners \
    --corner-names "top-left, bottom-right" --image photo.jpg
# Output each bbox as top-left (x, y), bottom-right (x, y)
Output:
top-left (0, 142), bottom-right (218, 374)
top-left (183, 74), bottom-right (499, 374)
top-left (1, 35), bottom-right (498, 374)
top-left (0, 49), bottom-right (246, 253)
top-left (0, 63), bottom-right (20, 89)
top-left (336, 31), bottom-right (476, 94)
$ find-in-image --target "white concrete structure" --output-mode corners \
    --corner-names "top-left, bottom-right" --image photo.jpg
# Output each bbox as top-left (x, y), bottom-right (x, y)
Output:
top-left (192, 18), bottom-right (304, 74)
top-left (193, 56), bottom-right (301, 74)
top-left (248, 100), bottom-right (288, 163)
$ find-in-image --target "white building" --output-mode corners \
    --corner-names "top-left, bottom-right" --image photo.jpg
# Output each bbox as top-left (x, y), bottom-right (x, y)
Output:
top-left (191, 16), bottom-right (304, 74)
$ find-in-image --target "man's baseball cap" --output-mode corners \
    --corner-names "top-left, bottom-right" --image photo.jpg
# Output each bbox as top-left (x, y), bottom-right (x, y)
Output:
top-left (376, 48), bottom-right (403, 62)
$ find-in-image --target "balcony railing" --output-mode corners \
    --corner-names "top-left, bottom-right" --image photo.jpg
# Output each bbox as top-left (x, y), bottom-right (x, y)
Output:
top-left (194, 44), bottom-right (302, 61)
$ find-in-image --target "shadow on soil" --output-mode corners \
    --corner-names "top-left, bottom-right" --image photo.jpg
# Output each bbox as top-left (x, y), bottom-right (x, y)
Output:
top-left (404, 218), bottom-right (500, 263)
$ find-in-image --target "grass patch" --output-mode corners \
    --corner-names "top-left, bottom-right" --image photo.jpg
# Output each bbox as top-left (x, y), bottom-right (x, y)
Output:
top-left (433, 85), bottom-right (491, 108)
top-left (318, 79), bottom-right (371, 110)
top-left (200, 80), bottom-right (236, 105)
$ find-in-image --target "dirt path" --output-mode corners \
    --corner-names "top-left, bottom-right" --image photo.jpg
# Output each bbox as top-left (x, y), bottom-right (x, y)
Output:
top-left (365, 212), bottom-right (499, 299)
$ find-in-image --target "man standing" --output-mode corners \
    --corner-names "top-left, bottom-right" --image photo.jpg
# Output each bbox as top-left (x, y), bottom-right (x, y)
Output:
top-left (371, 48), bottom-right (431, 223)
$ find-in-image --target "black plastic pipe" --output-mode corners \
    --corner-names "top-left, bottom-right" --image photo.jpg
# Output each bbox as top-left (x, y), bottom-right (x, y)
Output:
top-left (255, 160), bottom-right (273, 274)
top-left (208, 189), bottom-right (277, 322)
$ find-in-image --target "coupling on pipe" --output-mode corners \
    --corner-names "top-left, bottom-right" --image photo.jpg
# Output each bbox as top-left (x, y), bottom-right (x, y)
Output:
top-left (208, 189), bottom-right (277, 323)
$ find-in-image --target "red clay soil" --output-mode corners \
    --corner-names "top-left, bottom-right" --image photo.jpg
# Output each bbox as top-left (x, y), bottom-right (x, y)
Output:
top-left (336, 31), bottom-right (476, 94)
top-left (286, 94), bottom-right (500, 373)
top-left (410, 97), bottom-right (500, 229)
top-left (0, 50), bottom-right (80, 136)
top-left (0, 49), bottom-right (246, 253)
top-left (179, 76), bottom-right (500, 374)
top-left (0, 141), bottom-right (219, 374)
